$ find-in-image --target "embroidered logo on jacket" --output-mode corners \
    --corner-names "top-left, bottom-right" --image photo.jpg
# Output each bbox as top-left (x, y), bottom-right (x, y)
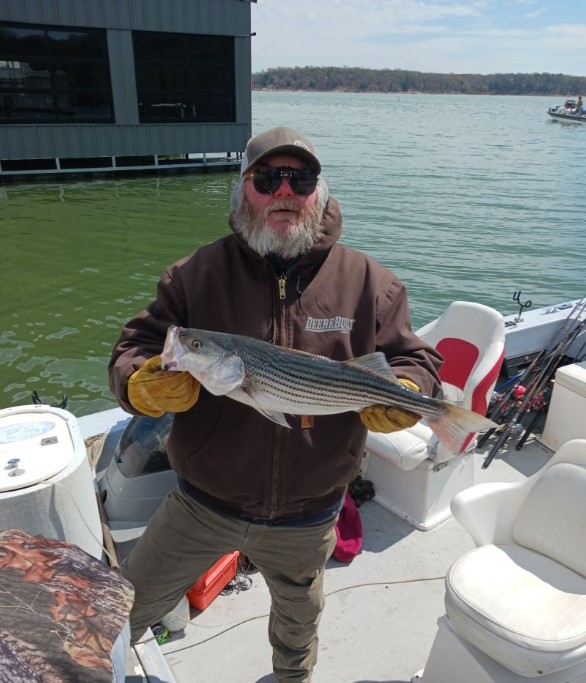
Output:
top-left (305, 316), bottom-right (355, 333)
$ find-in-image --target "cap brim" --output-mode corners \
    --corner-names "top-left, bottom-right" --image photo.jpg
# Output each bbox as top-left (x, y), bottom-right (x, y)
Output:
top-left (243, 145), bottom-right (321, 175)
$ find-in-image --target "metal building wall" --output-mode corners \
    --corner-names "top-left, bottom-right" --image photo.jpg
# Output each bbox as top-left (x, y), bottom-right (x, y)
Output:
top-left (0, 0), bottom-right (254, 166)
top-left (0, 0), bottom-right (252, 35)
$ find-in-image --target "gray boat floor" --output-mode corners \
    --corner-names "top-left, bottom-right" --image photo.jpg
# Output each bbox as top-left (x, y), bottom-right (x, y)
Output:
top-left (122, 436), bottom-right (552, 683)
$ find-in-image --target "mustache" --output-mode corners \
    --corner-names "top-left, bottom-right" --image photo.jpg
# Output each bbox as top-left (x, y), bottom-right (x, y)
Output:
top-left (264, 199), bottom-right (300, 216)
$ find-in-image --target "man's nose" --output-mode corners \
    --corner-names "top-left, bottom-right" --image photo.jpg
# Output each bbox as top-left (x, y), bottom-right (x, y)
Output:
top-left (273, 177), bottom-right (295, 197)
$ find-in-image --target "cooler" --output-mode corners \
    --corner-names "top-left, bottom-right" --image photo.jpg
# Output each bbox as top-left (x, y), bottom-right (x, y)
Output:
top-left (187, 551), bottom-right (239, 611)
top-left (0, 405), bottom-right (103, 559)
top-left (541, 361), bottom-right (586, 451)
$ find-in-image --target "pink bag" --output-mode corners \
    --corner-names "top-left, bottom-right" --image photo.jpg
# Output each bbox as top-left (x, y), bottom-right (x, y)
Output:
top-left (333, 492), bottom-right (363, 562)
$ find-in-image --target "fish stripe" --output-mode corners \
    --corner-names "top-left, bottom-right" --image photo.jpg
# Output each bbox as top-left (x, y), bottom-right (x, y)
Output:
top-left (236, 342), bottom-right (445, 418)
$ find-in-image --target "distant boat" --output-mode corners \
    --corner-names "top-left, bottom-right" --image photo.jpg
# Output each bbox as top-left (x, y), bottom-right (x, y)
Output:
top-left (548, 99), bottom-right (586, 122)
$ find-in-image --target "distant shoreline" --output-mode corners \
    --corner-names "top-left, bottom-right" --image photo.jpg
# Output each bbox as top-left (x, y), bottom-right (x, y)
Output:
top-left (252, 88), bottom-right (569, 96)
top-left (252, 66), bottom-right (585, 97)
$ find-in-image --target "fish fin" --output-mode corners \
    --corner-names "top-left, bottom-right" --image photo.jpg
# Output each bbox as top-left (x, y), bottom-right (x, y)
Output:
top-left (227, 387), bottom-right (292, 428)
top-left (256, 408), bottom-right (292, 428)
top-left (427, 403), bottom-right (496, 454)
top-left (343, 352), bottom-right (399, 382)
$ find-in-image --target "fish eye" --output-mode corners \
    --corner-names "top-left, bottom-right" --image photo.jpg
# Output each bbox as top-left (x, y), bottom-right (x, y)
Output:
top-left (191, 340), bottom-right (202, 350)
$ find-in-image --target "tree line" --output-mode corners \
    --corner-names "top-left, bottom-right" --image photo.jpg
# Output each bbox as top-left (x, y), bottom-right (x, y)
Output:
top-left (252, 66), bottom-right (586, 96)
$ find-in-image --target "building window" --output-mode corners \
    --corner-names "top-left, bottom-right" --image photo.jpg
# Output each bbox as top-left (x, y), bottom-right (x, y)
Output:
top-left (133, 31), bottom-right (235, 123)
top-left (0, 22), bottom-right (113, 123)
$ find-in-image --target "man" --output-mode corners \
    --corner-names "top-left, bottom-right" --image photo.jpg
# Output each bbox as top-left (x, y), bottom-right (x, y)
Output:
top-left (108, 126), bottom-right (443, 682)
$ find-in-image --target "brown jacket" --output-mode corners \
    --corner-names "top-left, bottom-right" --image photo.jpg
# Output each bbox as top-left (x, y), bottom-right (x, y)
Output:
top-left (108, 198), bottom-right (443, 519)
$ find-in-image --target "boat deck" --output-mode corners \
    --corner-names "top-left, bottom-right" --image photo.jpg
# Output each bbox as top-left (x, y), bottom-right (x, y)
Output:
top-left (55, 297), bottom-right (586, 680)
top-left (87, 418), bottom-right (550, 683)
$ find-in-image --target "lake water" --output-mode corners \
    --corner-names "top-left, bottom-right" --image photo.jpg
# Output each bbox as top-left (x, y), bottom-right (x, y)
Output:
top-left (2, 92), bottom-right (585, 416)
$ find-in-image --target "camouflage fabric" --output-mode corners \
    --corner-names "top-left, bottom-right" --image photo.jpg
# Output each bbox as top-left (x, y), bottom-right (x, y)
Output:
top-left (0, 529), bottom-right (134, 683)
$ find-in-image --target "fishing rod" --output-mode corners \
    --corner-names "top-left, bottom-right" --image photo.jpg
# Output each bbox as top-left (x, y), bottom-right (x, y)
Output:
top-left (482, 366), bottom-right (554, 468)
top-left (483, 315), bottom-right (586, 467)
top-left (513, 316), bottom-right (586, 451)
top-left (573, 336), bottom-right (586, 363)
top-left (477, 296), bottom-right (586, 449)
top-left (493, 296), bottom-right (586, 419)
top-left (511, 344), bottom-right (575, 452)
top-left (481, 299), bottom-right (586, 467)
top-left (514, 388), bottom-right (551, 451)
top-left (488, 308), bottom-right (586, 436)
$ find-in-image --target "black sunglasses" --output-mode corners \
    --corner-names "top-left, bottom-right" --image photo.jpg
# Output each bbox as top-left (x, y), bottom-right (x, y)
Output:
top-left (244, 166), bottom-right (318, 196)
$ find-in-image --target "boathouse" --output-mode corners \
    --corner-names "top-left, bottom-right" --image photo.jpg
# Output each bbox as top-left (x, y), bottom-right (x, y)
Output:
top-left (0, 0), bottom-right (256, 178)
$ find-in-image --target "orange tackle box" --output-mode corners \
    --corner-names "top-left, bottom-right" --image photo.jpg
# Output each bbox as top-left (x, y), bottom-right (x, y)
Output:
top-left (186, 551), bottom-right (239, 611)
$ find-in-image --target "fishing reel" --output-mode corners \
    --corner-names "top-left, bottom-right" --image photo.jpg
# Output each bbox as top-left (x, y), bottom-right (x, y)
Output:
top-left (488, 383), bottom-right (527, 417)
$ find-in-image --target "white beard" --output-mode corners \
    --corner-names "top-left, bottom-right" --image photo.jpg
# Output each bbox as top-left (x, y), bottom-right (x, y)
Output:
top-left (232, 191), bottom-right (326, 260)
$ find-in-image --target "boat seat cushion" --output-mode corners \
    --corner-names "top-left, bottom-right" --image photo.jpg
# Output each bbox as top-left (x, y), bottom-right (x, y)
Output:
top-left (0, 529), bottom-right (134, 682)
top-left (364, 383), bottom-right (468, 471)
top-left (365, 422), bottom-right (431, 471)
top-left (445, 543), bottom-right (586, 677)
top-left (512, 462), bottom-right (586, 577)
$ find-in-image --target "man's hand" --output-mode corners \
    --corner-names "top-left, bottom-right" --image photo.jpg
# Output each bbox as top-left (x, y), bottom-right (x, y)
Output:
top-left (127, 355), bottom-right (200, 417)
top-left (360, 378), bottom-right (421, 433)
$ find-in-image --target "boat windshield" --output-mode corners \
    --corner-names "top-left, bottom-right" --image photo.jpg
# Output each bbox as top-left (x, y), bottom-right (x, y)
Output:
top-left (114, 413), bottom-right (172, 477)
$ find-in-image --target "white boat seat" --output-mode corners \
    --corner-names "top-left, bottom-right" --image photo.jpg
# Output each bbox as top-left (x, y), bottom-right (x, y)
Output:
top-left (365, 420), bottom-right (431, 471)
top-left (441, 441), bottom-right (586, 678)
top-left (365, 383), bottom-right (466, 471)
top-left (366, 301), bottom-right (505, 471)
top-left (363, 301), bottom-right (505, 530)
top-left (446, 543), bottom-right (586, 677)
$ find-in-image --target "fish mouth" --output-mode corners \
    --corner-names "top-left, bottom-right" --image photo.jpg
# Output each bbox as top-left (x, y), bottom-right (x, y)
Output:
top-left (161, 325), bottom-right (181, 370)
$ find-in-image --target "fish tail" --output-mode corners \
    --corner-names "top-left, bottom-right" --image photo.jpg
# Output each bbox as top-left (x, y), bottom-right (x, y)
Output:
top-left (427, 404), bottom-right (496, 455)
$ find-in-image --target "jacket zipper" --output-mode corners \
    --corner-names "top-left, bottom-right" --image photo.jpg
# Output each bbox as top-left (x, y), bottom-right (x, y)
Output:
top-left (270, 272), bottom-right (288, 518)
top-left (278, 274), bottom-right (287, 300)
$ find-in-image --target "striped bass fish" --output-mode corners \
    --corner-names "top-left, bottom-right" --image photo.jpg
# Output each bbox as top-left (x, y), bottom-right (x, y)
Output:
top-left (161, 326), bottom-right (496, 453)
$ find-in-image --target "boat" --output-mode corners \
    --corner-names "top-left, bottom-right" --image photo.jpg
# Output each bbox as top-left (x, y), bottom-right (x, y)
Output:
top-left (1, 297), bottom-right (586, 682)
top-left (547, 99), bottom-right (586, 122)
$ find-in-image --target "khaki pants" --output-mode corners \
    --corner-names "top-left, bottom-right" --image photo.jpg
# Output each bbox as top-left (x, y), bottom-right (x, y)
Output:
top-left (121, 486), bottom-right (338, 682)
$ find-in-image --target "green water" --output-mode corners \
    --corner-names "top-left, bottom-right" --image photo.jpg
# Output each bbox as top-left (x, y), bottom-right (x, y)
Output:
top-left (1, 175), bottom-right (235, 414)
top-left (2, 92), bottom-right (586, 416)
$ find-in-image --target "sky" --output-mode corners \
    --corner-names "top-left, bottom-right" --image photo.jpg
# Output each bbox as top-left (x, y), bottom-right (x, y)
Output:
top-left (250, 0), bottom-right (586, 76)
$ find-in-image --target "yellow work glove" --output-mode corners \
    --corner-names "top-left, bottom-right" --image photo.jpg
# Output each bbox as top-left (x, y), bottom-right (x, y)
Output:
top-left (127, 355), bottom-right (200, 418)
top-left (360, 378), bottom-right (421, 433)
